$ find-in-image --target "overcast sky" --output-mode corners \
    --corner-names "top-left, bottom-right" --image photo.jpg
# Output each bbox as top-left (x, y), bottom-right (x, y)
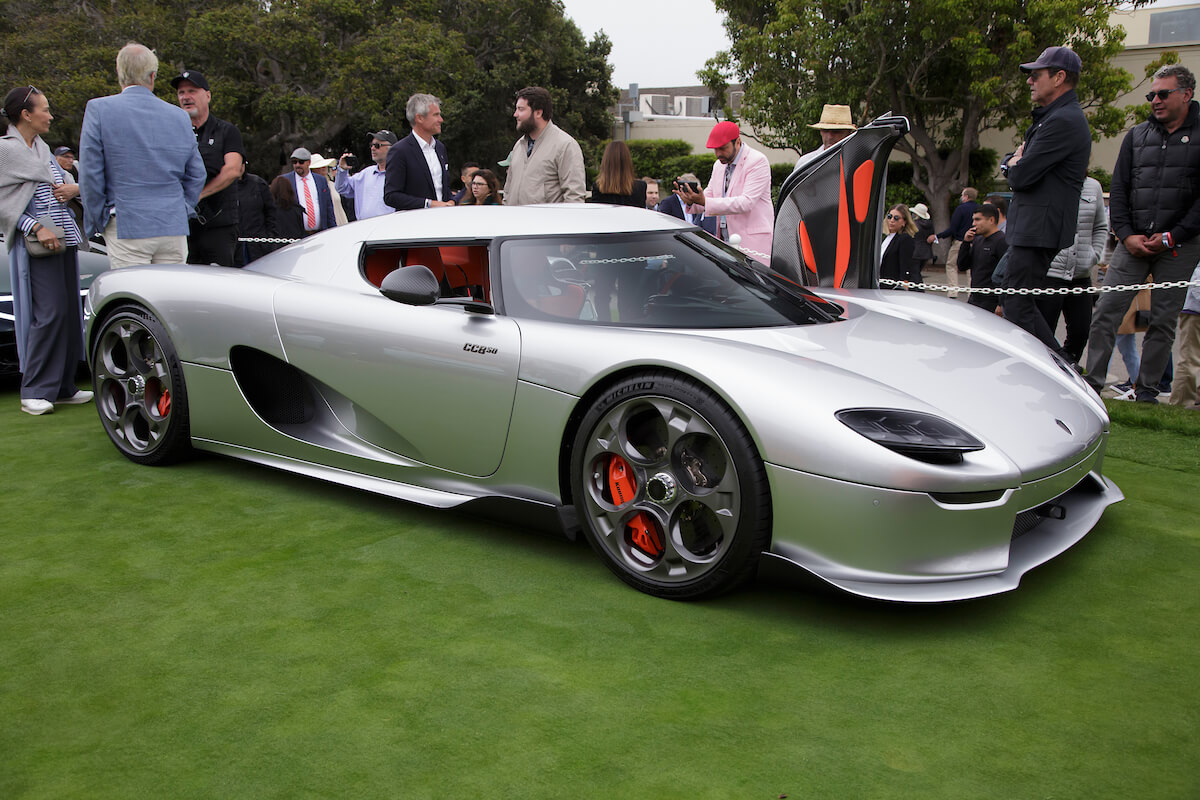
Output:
top-left (559, 0), bottom-right (731, 89)
top-left (560, 0), bottom-right (1189, 91)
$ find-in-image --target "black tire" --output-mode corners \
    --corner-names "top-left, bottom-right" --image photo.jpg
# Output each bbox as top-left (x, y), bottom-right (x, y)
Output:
top-left (91, 305), bottom-right (192, 466)
top-left (569, 372), bottom-right (771, 599)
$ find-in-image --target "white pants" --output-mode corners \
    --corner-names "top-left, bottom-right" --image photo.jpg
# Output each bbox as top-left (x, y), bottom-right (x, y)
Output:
top-left (105, 218), bottom-right (188, 269)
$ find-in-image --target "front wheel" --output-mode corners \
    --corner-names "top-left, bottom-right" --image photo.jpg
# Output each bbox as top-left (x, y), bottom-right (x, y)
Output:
top-left (91, 305), bottom-right (192, 466)
top-left (570, 373), bottom-right (771, 599)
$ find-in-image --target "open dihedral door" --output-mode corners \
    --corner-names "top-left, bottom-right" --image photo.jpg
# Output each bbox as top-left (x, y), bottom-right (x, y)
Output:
top-left (772, 115), bottom-right (910, 289)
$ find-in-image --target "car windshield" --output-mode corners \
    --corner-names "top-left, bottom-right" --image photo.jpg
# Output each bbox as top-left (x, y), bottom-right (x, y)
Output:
top-left (497, 231), bottom-right (843, 328)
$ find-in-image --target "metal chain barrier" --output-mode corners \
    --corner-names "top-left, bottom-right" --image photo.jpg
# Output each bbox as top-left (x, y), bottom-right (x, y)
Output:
top-left (237, 236), bottom-right (1199, 297)
top-left (879, 278), bottom-right (1200, 295)
top-left (736, 246), bottom-right (772, 262)
top-left (579, 255), bottom-right (676, 265)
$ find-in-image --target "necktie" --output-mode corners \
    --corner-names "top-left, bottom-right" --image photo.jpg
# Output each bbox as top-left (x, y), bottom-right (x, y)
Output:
top-left (526, 138), bottom-right (535, 158)
top-left (720, 163), bottom-right (735, 241)
top-left (302, 177), bottom-right (316, 230)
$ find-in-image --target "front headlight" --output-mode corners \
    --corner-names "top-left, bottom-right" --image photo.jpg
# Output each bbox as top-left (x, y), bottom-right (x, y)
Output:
top-left (836, 408), bottom-right (984, 464)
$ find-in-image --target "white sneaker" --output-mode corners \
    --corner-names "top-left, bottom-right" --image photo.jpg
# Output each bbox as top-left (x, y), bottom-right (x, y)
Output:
top-left (58, 390), bottom-right (94, 405)
top-left (21, 398), bottom-right (54, 415)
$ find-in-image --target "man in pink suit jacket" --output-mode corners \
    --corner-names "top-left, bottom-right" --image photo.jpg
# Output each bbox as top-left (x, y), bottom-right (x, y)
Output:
top-left (676, 121), bottom-right (774, 259)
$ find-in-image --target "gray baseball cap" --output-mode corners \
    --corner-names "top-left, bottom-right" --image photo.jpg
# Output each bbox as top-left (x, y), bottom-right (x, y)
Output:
top-left (1020, 46), bottom-right (1082, 74)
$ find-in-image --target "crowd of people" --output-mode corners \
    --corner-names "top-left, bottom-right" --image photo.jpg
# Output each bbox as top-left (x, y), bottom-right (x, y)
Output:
top-left (3, 41), bottom-right (1199, 417)
top-left (876, 48), bottom-right (1200, 410)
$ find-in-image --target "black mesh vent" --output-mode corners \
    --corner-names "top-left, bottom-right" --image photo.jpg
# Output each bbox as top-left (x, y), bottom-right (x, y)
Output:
top-left (1011, 510), bottom-right (1044, 540)
top-left (230, 347), bottom-right (315, 425)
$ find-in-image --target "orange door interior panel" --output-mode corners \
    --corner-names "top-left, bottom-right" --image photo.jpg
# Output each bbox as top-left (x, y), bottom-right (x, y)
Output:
top-left (363, 246), bottom-right (490, 301)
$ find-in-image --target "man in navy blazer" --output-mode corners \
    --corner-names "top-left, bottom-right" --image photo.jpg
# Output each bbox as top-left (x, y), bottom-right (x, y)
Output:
top-left (659, 173), bottom-right (718, 235)
top-left (384, 93), bottom-right (453, 210)
top-left (78, 43), bottom-right (206, 268)
top-left (284, 147), bottom-right (336, 235)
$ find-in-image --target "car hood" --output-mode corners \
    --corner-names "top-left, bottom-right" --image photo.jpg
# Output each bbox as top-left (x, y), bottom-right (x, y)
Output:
top-left (705, 290), bottom-right (1108, 478)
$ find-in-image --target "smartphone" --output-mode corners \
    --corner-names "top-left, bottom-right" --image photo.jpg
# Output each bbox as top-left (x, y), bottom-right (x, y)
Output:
top-left (674, 180), bottom-right (700, 192)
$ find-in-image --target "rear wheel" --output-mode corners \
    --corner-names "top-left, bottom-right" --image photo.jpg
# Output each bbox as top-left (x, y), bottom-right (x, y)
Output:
top-left (570, 373), bottom-right (770, 599)
top-left (91, 306), bottom-right (191, 465)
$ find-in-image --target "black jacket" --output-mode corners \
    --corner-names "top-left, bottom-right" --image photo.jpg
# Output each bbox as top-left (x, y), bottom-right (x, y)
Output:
top-left (588, 179), bottom-right (647, 208)
top-left (235, 172), bottom-right (277, 265)
top-left (880, 232), bottom-right (918, 284)
top-left (936, 202), bottom-right (977, 241)
top-left (1003, 89), bottom-right (1091, 250)
top-left (273, 203), bottom-right (305, 243)
top-left (912, 217), bottom-right (935, 260)
top-left (1110, 100), bottom-right (1200, 244)
top-left (658, 193), bottom-right (719, 235)
top-left (384, 133), bottom-right (451, 210)
top-left (957, 230), bottom-right (1008, 288)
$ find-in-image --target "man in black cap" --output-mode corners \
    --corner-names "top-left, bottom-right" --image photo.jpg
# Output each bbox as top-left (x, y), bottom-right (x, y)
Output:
top-left (999, 46), bottom-right (1091, 351)
top-left (336, 130), bottom-right (397, 219)
top-left (172, 69), bottom-right (245, 266)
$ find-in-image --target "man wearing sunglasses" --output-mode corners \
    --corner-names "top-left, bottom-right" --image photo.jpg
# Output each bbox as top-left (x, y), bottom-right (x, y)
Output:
top-left (1084, 64), bottom-right (1200, 402)
top-left (999, 46), bottom-right (1091, 355)
top-left (336, 130), bottom-right (396, 219)
top-left (284, 147), bottom-right (336, 236)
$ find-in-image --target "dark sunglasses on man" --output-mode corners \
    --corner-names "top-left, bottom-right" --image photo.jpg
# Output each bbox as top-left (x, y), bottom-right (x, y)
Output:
top-left (1146, 88), bottom-right (1187, 102)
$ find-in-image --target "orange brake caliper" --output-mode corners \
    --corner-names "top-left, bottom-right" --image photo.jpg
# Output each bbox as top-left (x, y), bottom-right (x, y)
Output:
top-left (608, 455), bottom-right (663, 558)
top-left (608, 455), bottom-right (636, 505)
top-left (157, 390), bottom-right (171, 417)
top-left (627, 512), bottom-right (664, 558)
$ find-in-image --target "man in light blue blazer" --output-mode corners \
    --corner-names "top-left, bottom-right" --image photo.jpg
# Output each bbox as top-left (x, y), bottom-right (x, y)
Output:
top-left (79, 42), bottom-right (206, 268)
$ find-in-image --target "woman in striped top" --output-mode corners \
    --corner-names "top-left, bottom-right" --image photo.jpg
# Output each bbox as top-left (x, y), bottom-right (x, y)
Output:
top-left (0, 86), bottom-right (91, 416)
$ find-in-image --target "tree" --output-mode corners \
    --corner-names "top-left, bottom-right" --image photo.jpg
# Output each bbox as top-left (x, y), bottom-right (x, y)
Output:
top-left (1, 0), bottom-right (617, 177)
top-left (700, 0), bottom-right (1159, 233)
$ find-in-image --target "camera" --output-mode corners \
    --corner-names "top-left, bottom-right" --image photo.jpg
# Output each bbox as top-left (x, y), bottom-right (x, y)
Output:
top-left (343, 155), bottom-right (360, 170)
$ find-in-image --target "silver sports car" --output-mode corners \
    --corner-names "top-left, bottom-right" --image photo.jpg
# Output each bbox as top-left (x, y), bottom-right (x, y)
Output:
top-left (84, 120), bottom-right (1121, 602)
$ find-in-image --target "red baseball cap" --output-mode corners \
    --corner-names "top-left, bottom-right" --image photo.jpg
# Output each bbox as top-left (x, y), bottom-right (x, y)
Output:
top-left (706, 121), bottom-right (740, 148)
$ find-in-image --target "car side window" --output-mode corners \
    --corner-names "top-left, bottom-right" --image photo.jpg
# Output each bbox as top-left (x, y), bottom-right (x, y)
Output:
top-left (361, 244), bottom-right (491, 302)
top-left (498, 233), bottom-right (839, 328)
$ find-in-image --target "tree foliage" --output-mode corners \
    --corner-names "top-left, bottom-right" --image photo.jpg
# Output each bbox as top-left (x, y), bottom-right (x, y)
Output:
top-left (0, 0), bottom-right (617, 177)
top-left (701, 0), bottom-right (1159, 230)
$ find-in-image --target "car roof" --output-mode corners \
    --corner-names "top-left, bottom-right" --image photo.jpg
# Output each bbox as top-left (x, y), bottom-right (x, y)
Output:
top-left (326, 204), bottom-right (693, 246)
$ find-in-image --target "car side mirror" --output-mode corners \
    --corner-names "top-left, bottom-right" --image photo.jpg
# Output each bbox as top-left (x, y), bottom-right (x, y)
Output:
top-left (380, 265), bottom-right (440, 305)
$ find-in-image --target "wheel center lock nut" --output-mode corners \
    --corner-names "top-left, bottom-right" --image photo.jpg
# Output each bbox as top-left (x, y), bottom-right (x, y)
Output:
top-left (646, 472), bottom-right (677, 503)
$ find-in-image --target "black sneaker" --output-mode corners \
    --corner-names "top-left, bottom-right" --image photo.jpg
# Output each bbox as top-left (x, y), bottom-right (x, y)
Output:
top-left (1135, 390), bottom-right (1160, 404)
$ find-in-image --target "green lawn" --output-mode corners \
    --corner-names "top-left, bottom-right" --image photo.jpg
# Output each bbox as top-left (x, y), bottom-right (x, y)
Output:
top-left (1, 384), bottom-right (1197, 799)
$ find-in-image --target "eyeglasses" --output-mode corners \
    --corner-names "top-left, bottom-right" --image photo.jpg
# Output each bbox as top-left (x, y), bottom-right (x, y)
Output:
top-left (471, 181), bottom-right (488, 188)
top-left (885, 213), bottom-right (903, 221)
top-left (1146, 88), bottom-right (1187, 102)
top-left (370, 142), bottom-right (389, 149)
top-left (21, 85), bottom-right (38, 106)
top-left (291, 159), bottom-right (307, 165)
